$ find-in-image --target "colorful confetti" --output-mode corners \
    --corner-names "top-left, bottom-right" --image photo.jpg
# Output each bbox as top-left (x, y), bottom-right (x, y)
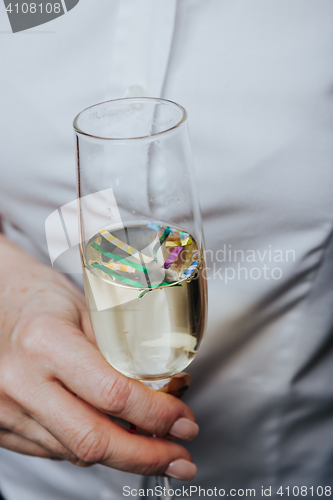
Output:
top-left (163, 246), bottom-right (183, 269)
top-left (152, 226), bottom-right (172, 260)
top-left (90, 261), bottom-right (135, 274)
top-left (147, 222), bottom-right (189, 240)
top-left (91, 262), bottom-right (142, 288)
top-left (99, 230), bottom-right (154, 264)
top-left (180, 260), bottom-right (199, 280)
top-left (165, 236), bottom-right (193, 247)
top-left (91, 242), bottom-right (151, 274)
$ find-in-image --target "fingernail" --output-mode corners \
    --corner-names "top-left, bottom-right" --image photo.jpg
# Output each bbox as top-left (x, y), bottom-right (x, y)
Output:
top-left (169, 418), bottom-right (199, 440)
top-left (165, 459), bottom-right (197, 481)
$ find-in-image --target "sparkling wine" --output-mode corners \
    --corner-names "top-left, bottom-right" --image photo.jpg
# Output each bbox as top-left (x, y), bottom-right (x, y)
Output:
top-left (82, 222), bottom-right (207, 381)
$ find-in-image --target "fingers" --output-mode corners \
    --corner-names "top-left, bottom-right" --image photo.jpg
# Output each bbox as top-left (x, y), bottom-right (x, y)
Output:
top-left (0, 239), bottom-right (198, 479)
top-left (1, 425), bottom-right (197, 479)
top-left (47, 387), bottom-right (195, 474)
top-left (7, 414), bottom-right (84, 464)
top-left (101, 431), bottom-right (194, 477)
top-left (5, 320), bottom-right (198, 478)
top-left (0, 397), bottom-right (87, 465)
top-left (21, 381), bottom-right (195, 476)
top-left (0, 429), bottom-right (61, 460)
top-left (47, 325), bottom-right (196, 438)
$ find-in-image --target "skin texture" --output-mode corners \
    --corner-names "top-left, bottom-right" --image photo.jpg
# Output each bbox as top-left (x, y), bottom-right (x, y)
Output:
top-left (0, 234), bottom-right (197, 477)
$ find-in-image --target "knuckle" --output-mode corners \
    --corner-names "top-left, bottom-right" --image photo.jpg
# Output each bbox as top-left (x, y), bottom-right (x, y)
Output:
top-left (72, 426), bottom-right (109, 464)
top-left (97, 376), bottom-right (132, 416)
top-left (0, 363), bottom-right (39, 410)
top-left (19, 321), bottom-right (50, 360)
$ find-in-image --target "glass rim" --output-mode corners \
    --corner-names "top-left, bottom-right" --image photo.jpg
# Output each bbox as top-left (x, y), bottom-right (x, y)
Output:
top-left (73, 97), bottom-right (188, 141)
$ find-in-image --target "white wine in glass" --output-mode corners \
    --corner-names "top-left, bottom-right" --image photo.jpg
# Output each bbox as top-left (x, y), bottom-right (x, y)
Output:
top-left (74, 98), bottom-right (207, 498)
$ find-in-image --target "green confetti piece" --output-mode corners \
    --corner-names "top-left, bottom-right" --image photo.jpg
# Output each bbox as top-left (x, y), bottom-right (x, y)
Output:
top-left (153, 226), bottom-right (172, 260)
top-left (91, 242), bottom-right (152, 274)
top-left (159, 226), bottom-right (172, 245)
top-left (91, 261), bottom-right (181, 296)
top-left (138, 281), bottom-right (182, 298)
top-left (91, 262), bottom-right (143, 288)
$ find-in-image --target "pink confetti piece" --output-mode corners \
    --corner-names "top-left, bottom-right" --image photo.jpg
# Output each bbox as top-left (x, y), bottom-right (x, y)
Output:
top-left (163, 246), bottom-right (183, 269)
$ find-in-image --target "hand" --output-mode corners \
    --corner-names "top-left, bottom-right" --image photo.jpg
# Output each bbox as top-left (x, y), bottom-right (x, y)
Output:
top-left (0, 235), bottom-right (198, 480)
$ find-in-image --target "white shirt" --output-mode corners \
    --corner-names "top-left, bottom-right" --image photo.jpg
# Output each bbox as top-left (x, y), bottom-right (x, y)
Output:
top-left (1, 0), bottom-right (333, 498)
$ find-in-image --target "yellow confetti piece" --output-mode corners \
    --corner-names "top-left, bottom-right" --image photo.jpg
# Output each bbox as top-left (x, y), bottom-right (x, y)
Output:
top-left (99, 230), bottom-right (154, 264)
top-left (165, 236), bottom-right (193, 247)
top-left (90, 261), bottom-right (136, 274)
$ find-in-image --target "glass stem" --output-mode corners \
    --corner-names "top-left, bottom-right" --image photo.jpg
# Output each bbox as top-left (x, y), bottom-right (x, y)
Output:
top-left (142, 378), bottom-right (173, 500)
top-left (155, 474), bottom-right (173, 500)
top-left (142, 378), bottom-right (171, 390)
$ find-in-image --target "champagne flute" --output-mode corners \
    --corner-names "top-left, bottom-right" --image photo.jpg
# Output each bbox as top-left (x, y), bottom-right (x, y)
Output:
top-left (73, 98), bottom-right (207, 499)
